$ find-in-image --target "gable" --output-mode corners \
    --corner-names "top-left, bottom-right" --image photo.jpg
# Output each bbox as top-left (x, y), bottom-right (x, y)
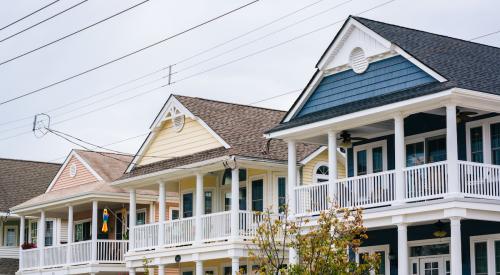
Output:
top-left (302, 149), bottom-right (346, 185)
top-left (49, 155), bottom-right (101, 192)
top-left (296, 55), bottom-right (437, 117)
top-left (136, 117), bottom-right (224, 166)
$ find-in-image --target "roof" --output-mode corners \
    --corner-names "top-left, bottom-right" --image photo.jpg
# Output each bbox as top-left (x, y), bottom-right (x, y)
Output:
top-left (74, 150), bottom-right (133, 182)
top-left (0, 158), bottom-right (60, 212)
top-left (122, 95), bottom-right (320, 179)
top-left (0, 258), bottom-right (18, 275)
top-left (268, 16), bottom-right (500, 133)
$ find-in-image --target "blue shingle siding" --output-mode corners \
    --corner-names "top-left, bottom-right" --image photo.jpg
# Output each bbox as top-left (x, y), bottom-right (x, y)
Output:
top-left (295, 55), bottom-right (437, 118)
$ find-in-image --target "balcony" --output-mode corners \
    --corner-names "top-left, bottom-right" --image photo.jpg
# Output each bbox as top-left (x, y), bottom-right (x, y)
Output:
top-left (20, 240), bottom-right (128, 271)
top-left (132, 211), bottom-right (276, 251)
top-left (294, 160), bottom-right (500, 215)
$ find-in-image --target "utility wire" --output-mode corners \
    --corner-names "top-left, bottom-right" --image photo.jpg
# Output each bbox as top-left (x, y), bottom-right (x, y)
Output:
top-left (0, 0), bottom-right (325, 127)
top-left (0, 0), bottom-right (150, 66)
top-left (0, 0), bottom-right (89, 43)
top-left (470, 29), bottom-right (500, 41)
top-left (0, 0), bottom-right (260, 106)
top-left (0, 0), bottom-right (61, 31)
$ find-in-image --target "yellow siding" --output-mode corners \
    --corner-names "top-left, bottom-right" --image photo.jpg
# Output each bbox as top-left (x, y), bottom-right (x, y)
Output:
top-left (302, 150), bottom-right (346, 185)
top-left (138, 118), bottom-right (223, 166)
top-left (179, 174), bottom-right (217, 190)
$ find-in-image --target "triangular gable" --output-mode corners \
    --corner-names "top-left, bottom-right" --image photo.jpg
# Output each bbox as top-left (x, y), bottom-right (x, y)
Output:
top-left (46, 151), bottom-right (104, 193)
top-left (127, 95), bottom-right (230, 172)
top-left (283, 16), bottom-right (446, 122)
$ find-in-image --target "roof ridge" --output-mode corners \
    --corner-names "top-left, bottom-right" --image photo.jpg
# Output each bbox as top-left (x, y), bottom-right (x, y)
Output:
top-left (0, 157), bottom-right (61, 165)
top-left (173, 94), bottom-right (287, 113)
top-left (353, 16), bottom-right (500, 51)
top-left (74, 149), bottom-right (133, 158)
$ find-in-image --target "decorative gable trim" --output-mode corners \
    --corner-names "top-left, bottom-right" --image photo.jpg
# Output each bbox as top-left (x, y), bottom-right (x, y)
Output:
top-left (283, 17), bottom-right (446, 123)
top-left (45, 150), bottom-right (104, 193)
top-left (126, 95), bottom-right (231, 173)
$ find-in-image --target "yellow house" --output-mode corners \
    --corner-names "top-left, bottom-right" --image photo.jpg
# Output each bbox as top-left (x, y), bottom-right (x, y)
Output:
top-left (113, 94), bottom-right (345, 275)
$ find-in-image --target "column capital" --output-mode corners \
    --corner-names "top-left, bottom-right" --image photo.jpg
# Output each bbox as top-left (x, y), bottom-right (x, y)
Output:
top-left (156, 179), bottom-right (166, 185)
top-left (393, 111), bottom-right (407, 120)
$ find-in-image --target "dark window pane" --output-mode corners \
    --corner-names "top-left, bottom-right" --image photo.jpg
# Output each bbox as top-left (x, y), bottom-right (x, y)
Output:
top-left (410, 244), bottom-right (449, 257)
top-left (491, 123), bottom-right (500, 165)
top-left (372, 147), bottom-right (383, 173)
top-left (137, 211), bottom-right (146, 225)
top-left (239, 187), bottom-right (247, 211)
top-left (471, 127), bottom-right (484, 163)
top-left (475, 242), bottom-right (488, 275)
top-left (222, 169), bottom-right (247, 185)
top-left (204, 191), bottom-right (212, 214)
top-left (252, 180), bottom-right (264, 211)
top-left (357, 150), bottom-right (367, 175)
top-left (495, 241), bottom-right (500, 274)
top-left (278, 177), bottom-right (286, 213)
top-left (224, 193), bottom-right (231, 211)
top-left (406, 142), bottom-right (425, 167)
top-left (426, 136), bottom-right (447, 163)
top-left (171, 209), bottom-right (179, 220)
top-left (183, 193), bottom-right (193, 218)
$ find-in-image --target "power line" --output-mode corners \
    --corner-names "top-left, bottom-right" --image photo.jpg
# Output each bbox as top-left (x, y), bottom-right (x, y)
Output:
top-left (0, 0), bottom-right (151, 67)
top-left (0, 0), bottom-right (89, 43)
top-left (0, 0), bottom-right (260, 106)
top-left (0, 0), bottom-right (326, 127)
top-left (470, 29), bottom-right (500, 41)
top-left (0, 0), bottom-right (61, 31)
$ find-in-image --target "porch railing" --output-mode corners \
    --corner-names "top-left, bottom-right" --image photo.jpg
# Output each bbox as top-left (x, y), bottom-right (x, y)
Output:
top-left (404, 161), bottom-right (448, 201)
top-left (164, 216), bottom-right (196, 247)
top-left (336, 170), bottom-right (395, 208)
top-left (295, 182), bottom-right (329, 215)
top-left (238, 210), bottom-right (282, 239)
top-left (133, 222), bottom-right (159, 250)
top-left (202, 211), bottom-right (231, 242)
top-left (20, 240), bottom-right (127, 270)
top-left (459, 161), bottom-right (500, 199)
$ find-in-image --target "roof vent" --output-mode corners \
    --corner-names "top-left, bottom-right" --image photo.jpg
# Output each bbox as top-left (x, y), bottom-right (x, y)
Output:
top-left (349, 47), bottom-right (369, 74)
top-left (172, 114), bottom-right (185, 132)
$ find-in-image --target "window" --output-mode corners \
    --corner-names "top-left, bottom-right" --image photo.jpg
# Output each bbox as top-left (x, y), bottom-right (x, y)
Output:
top-left (45, 221), bottom-right (54, 246)
top-left (116, 213), bottom-right (124, 240)
top-left (278, 176), bottom-right (286, 213)
top-left (495, 241), bottom-right (500, 274)
top-left (475, 242), bottom-right (488, 275)
top-left (204, 191), bottom-right (213, 214)
top-left (75, 221), bottom-right (91, 242)
top-left (357, 150), bottom-right (367, 175)
top-left (357, 245), bottom-right (389, 275)
top-left (406, 142), bottom-right (425, 167)
top-left (314, 164), bottom-right (329, 183)
top-left (170, 208), bottom-right (179, 220)
top-left (492, 123), bottom-right (500, 165)
top-left (183, 193), bottom-right (194, 218)
top-left (30, 222), bottom-right (37, 244)
top-left (406, 134), bottom-right (446, 167)
top-left (224, 192), bottom-right (231, 211)
top-left (471, 127), bottom-right (484, 163)
top-left (372, 147), bottom-right (383, 173)
top-left (224, 187), bottom-right (247, 211)
top-left (136, 210), bottom-right (146, 225)
top-left (222, 168), bottom-right (247, 185)
top-left (410, 243), bottom-right (449, 257)
top-left (4, 226), bottom-right (18, 247)
top-left (426, 136), bottom-right (447, 163)
top-left (251, 179), bottom-right (264, 212)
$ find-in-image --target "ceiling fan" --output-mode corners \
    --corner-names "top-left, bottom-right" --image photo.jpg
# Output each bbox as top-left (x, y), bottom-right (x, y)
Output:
top-left (337, 130), bottom-right (367, 148)
top-left (456, 108), bottom-right (478, 123)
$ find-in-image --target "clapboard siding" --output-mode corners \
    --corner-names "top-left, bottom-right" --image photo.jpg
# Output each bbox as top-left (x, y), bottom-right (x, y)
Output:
top-left (139, 118), bottom-right (223, 166)
top-left (297, 55), bottom-right (436, 117)
top-left (302, 150), bottom-right (346, 185)
top-left (50, 156), bottom-right (98, 191)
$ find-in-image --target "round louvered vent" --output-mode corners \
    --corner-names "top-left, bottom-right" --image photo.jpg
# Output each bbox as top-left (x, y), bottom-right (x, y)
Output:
top-left (349, 47), bottom-right (369, 74)
top-left (172, 114), bottom-right (185, 132)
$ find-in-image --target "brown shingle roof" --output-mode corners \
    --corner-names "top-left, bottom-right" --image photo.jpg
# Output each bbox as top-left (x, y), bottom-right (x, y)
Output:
top-left (123, 95), bottom-right (319, 179)
top-left (0, 158), bottom-right (60, 212)
top-left (75, 150), bottom-right (133, 182)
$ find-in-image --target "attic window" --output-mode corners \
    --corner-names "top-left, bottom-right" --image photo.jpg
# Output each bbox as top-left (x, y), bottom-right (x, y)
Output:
top-left (349, 47), bottom-right (369, 74)
top-left (69, 163), bottom-right (77, 177)
top-left (172, 114), bottom-right (185, 132)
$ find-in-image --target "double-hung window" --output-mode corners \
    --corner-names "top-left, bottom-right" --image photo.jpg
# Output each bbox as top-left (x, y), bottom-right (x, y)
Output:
top-left (471, 234), bottom-right (500, 275)
top-left (182, 193), bottom-right (194, 218)
top-left (354, 141), bottom-right (387, 176)
top-left (491, 123), bottom-right (500, 165)
top-left (357, 245), bottom-right (390, 275)
top-left (467, 118), bottom-right (500, 165)
top-left (277, 176), bottom-right (287, 213)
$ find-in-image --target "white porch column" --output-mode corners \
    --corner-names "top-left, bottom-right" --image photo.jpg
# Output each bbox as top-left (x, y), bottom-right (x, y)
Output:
top-left (287, 140), bottom-right (298, 265)
top-left (446, 104), bottom-right (460, 196)
top-left (19, 216), bottom-right (25, 270)
top-left (231, 256), bottom-right (240, 275)
top-left (158, 264), bottom-right (165, 275)
top-left (195, 173), bottom-right (204, 245)
top-left (91, 200), bottom-right (98, 262)
top-left (328, 130), bottom-right (338, 204)
top-left (196, 260), bottom-right (203, 274)
top-left (158, 181), bottom-right (166, 246)
top-left (397, 224), bottom-right (408, 275)
top-left (394, 114), bottom-right (406, 204)
top-left (450, 217), bottom-right (462, 274)
top-left (39, 210), bottom-right (46, 267)
top-left (129, 189), bottom-right (136, 251)
top-left (67, 205), bottom-right (73, 264)
top-left (231, 168), bottom-right (239, 240)
top-left (128, 268), bottom-right (136, 275)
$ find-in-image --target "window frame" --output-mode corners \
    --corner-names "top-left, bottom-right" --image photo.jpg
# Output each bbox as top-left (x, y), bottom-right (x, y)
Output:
top-left (466, 116), bottom-right (500, 164)
top-left (470, 233), bottom-right (500, 275)
top-left (312, 161), bottom-right (329, 183)
top-left (274, 174), bottom-right (287, 213)
top-left (405, 129), bottom-right (447, 166)
top-left (136, 208), bottom-right (147, 225)
top-left (181, 190), bottom-right (195, 218)
top-left (3, 225), bottom-right (18, 247)
top-left (74, 218), bottom-right (91, 242)
top-left (356, 244), bottom-right (390, 275)
top-left (353, 140), bottom-right (388, 176)
top-left (249, 175), bottom-right (266, 212)
top-left (169, 207), bottom-right (180, 220)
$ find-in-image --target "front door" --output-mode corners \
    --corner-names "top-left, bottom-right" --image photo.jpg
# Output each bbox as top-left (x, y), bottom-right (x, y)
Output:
top-left (412, 256), bottom-right (450, 275)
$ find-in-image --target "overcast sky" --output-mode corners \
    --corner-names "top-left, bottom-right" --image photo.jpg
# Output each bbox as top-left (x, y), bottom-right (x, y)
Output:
top-left (0, 0), bottom-right (499, 163)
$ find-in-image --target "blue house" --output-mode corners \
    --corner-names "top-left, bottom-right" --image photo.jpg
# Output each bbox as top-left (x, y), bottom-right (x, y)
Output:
top-left (267, 16), bottom-right (500, 275)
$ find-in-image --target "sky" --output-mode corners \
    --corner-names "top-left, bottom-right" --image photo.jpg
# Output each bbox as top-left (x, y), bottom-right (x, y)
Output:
top-left (0, 0), bottom-right (499, 163)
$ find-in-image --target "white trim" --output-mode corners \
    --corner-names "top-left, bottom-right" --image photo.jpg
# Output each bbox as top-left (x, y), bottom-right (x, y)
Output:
top-left (273, 173), bottom-right (287, 213)
top-left (357, 244), bottom-right (390, 275)
top-left (470, 233), bottom-right (500, 275)
top-left (127, 96), bottom-right (231, 172)
top-left (181, 189), bottom-right (195, 218)
top-left (466, 115), bottom-right (500, 164)
top-left (312, 161), bottom-right (329, 183)
top-left (284, 17), bottom-right (446, 122)
top-left (353, 140), bottom-right (388, 175)
top-left (169, 207), bottom-right (179, 220)
top-left (45, 150), bottom-right (104, 193)
top-left (249, 174), bottom-right (266, 211)
top-left (300, 146), bottom-right (327, 164)
top-left (3, 225), bottom-right (18, 247)
top-left (408, 237), bottom-right (450, 247)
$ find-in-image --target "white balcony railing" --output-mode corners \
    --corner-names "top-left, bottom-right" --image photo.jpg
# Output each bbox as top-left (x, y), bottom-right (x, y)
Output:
top-left (239, 210), bottom-right (282, 239)
top-left (202, 211), bottom-right (231, 242)
top-left (164, 216), bottom-right (196, 247)
top-left (404, 161), bottom-right (448, 201)
top-left (133, 223), bottom-right (159, 250)
top-left (20, 240), bottom-right (127, 270)
top-left (459, 161), bottom-right (500, 199)
top-left (336, 170), bottom-right (395, 208)
top-left (295, 182), bottom-right (330, 215)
